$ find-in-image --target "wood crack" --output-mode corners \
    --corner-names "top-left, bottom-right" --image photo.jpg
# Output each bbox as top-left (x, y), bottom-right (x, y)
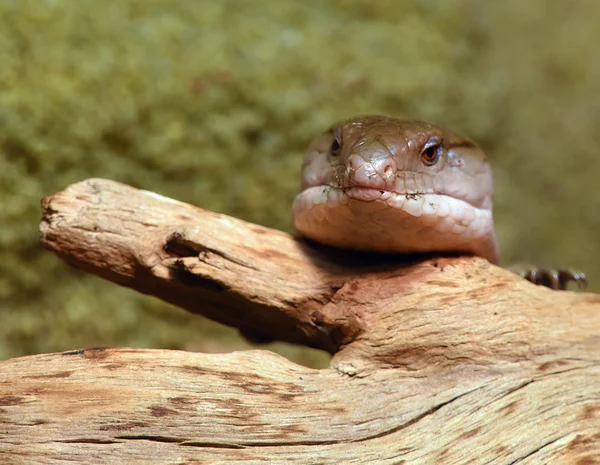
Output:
top-left (507, 434), bottom-right (568, 464)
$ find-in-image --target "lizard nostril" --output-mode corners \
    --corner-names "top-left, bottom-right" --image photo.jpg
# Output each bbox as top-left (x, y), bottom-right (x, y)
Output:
top-left (384, 165), bottom-right (394, 175)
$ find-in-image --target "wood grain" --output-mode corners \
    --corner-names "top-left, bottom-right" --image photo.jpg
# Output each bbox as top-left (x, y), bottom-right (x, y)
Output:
top-left (0, 178), bottom-right (598, 464)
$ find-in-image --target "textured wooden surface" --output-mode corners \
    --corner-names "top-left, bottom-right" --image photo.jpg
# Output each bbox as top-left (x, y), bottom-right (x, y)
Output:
top-left (0, 178), bottom-right (598, 464)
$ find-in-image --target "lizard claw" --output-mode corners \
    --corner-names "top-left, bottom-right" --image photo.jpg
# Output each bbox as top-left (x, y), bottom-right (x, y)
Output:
top-left (518, 268), bottom-right (587, 291)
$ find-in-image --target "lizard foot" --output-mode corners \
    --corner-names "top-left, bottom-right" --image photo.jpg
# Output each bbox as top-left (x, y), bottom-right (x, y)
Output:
top-left (518, 268), bottom-right (587, 291)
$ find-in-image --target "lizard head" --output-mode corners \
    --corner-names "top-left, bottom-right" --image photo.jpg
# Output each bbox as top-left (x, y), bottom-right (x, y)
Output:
top-left (293, 115), bottom-right (499, 263)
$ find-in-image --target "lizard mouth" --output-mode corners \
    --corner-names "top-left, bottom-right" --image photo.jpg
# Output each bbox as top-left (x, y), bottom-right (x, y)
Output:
top-left (342, 186), bottom-right (429, 202)
top-left (342, 186), bottom-right (387, 201)
top-left (337, 182), bottom-right (486, 210)
top-left (335, 183), bottom-right (447, 209)
top-left (296, 185), bottom-right (493, 225)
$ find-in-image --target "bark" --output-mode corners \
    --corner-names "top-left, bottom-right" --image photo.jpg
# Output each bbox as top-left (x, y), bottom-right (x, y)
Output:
top-left (1, 178), bottom-right (598, 464)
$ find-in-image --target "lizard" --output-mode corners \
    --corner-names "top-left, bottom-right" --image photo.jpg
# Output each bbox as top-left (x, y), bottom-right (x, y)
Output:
top-left (292, 115), bottom-right (586, 290)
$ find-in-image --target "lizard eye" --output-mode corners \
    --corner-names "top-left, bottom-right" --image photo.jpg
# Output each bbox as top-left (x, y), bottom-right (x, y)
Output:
top-left (330, 128), bottom-right (342, 156)
top-left (421, 139), bottom-right (442, 166)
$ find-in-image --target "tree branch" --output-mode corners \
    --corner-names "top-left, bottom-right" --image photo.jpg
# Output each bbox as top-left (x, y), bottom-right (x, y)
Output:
top-left (40, 178), bottom-right (368, 352)
top-left (1, 178), bottom-right (598, 463)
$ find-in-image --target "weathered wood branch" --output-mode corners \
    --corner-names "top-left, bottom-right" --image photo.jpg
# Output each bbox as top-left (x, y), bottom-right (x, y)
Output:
top-left (1, 178), bottom-right (599, 464)
top-left (40, 178), bottom-right (373, 352)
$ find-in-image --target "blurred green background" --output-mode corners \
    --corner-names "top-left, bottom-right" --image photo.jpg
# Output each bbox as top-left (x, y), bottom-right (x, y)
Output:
top-left (1, 0), bottom-right (598, 368)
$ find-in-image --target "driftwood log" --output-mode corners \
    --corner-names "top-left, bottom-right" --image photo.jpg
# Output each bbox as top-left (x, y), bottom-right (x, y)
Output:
top-left (1, 178), bottom-right (599, 464)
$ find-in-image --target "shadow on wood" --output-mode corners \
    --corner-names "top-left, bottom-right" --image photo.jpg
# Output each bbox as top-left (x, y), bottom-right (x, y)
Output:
top-left (1, 178), bottom-right (598, 464)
